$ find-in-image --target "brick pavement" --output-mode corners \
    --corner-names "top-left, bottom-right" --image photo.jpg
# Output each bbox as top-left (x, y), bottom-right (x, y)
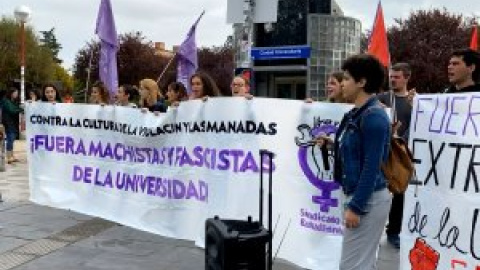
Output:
top-left (0, 140), bottom-right (400, 270)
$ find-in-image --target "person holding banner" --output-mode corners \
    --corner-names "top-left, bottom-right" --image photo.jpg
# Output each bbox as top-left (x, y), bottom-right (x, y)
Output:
top-left (407, 48), bottom-right (480, 104)
top-left (139, 78), bottom-right (167, 113)
top-left (326, 71), bottom-right (346, 103)
top-left (41, 84), bottom-right (63, 103)
top-left (230, 76), bottom-right (251, 97)
top-left (166, 82), bottom-right (188, 106)
top-left (61, 88), bottom-right (75, 103)
top-left (89, 81), bottom-right (110, 105)
top-left (28, 89), bottom-right (40, 102)
top-left (1, 88), bottom-right (23, 164)
top-left (378, 62), bottom-right (413, 249)
top-left (305, 71), bottom-right (345, 103)
top-left (317, 54), bottom-right (392, 270)
top-left (190, 71), bottom-right (221, 100)
top-left (445, 48), bottom-right (480, 93)
top-left (115, 85), bottom-right (138, 108)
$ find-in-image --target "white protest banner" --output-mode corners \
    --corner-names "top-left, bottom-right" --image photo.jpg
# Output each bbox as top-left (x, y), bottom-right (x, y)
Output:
top-left (402, 93), bottom-right (480, 270)
top-left (26, 98), bottom-right (352, 270)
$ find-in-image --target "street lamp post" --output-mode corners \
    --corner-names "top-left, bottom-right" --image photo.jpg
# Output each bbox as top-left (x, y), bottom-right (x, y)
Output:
top-left (14, 5), bottom-right (32, 105)
top-left (241, 0), bottom-right (255, 69)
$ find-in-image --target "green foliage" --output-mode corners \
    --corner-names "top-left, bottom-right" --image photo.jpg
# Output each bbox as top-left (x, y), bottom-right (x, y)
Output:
top-left (387, 9), bottom-right (476, 93)
top-left (73, 32), bottom-right (169, 93)
top-left (0, 16), bottom-right (59, 90)
top-left (73, 32), bottom-right (234, 98)
top-left (40, 27), bottom-right (62, 63)
top-left (198, 46), bottom-right (234, 95)
top-left (52, 64), bottom-right (73, 90)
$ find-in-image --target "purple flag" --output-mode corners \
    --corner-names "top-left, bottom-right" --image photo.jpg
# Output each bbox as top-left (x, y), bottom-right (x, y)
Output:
top-left (95, 0), bottom-right (119, 103)
top-left (177, 11), bottom-right (205, 94)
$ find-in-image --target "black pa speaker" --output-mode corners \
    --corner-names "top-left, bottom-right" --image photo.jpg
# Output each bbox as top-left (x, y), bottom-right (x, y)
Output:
top-left (205, 216), bottom-right (270, 270)
top-left (206, 150), bottom-right (275, 270)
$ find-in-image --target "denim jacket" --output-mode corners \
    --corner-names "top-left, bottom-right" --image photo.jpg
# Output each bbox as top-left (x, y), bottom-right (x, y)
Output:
top-left (333, 96), bottom-right (391, 215)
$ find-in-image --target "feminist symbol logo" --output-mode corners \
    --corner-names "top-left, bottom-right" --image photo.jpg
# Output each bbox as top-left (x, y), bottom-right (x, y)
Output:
top-left (295, 118), bottom-right (340, 212)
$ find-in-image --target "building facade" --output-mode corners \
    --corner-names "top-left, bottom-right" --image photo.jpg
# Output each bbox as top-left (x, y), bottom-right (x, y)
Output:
top-left (307, 15), bottom-right (361, 99)
top-left (154, 42), bottom-right (176, 59)
top-left (233, 0), bottom-right (361, 100)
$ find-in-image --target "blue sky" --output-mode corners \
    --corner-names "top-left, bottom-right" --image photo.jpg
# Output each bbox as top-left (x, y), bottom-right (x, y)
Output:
top-left (1, 0), bottom-right (479, 70)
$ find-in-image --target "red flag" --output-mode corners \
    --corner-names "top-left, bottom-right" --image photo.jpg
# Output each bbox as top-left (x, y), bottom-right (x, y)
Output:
top-left (470, 26), bottom-right (478, 51)
top-left (368, 2), bottom-right (390, 67)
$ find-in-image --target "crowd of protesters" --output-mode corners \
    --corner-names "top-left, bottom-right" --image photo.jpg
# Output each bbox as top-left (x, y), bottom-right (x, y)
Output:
top-left (314, 48), bottom-right (480, 270)
top-left (1, 47), bottom-right (480, 269)
top-left (0, 70), bottom-right (250, 163)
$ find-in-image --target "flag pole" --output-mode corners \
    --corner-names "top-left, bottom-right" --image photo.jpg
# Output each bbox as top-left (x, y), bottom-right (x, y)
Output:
top-left (470, 25), bottom-right (478, 51)
top-left (96, 0), bottom-right (119, 104)
top-left (168, 10), bottom-right (206, 90)
top-left (156, 53), bottom-right (178, 84)
top-left (85, 48), bottom-right (94, 103)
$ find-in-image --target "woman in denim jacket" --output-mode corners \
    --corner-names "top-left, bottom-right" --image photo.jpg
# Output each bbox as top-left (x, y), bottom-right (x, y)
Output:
top-left (318, 54), bottom-right (392, 269)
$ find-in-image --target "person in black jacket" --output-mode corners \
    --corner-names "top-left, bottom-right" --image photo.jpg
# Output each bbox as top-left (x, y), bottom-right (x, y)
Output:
top-left (1, 87), bottom-right (23, 164)
top-left (377, 63), bottom-right (413, 249)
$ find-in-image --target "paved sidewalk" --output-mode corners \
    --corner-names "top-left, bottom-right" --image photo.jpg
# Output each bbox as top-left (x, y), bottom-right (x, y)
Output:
top-left (1, 141), bottom-right (29, 202)
top-left (0, 140), bottom-right (400, 270)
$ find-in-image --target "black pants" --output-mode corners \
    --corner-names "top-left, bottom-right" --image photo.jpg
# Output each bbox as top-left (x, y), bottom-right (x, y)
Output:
top-left (386, 192), bottom-right (404, 236)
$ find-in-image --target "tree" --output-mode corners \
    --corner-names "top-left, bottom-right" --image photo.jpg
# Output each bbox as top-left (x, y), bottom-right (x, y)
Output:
top-left (73, 32), bottom-right (234, 96)
top-left (73, 32), bottom-right (171, 93)
top-left (0, 17), bottom-right (56, 90)
top-left (117, 32), bottom-right (172, 88)
top-left (198, 46), bottom-right (234, 96)
top-left (387, 9), bottom-right (475, 93)
top-left (40, 27), bottom-right (62, 63)
top-left (52, 65), bottom-right (73, 91)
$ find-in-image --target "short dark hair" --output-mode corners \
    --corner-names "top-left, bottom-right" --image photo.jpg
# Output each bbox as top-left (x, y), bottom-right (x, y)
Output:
top-left (341, 54), bottom-right (386, 94)
top-left (120, 84), bottom-right (136, 99)
top-left (27, 88), bottom-right (41, 102)
top-left (451, 48), bottom-right (480, 81)
top-left (391, 62), bottom-right (411, 79)
top-left (167, 82), bottom-right (188, 101)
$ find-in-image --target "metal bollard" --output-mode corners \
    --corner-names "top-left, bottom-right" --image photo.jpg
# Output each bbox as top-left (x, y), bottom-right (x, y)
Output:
top-left (0, 136), bottom-right (5, 172)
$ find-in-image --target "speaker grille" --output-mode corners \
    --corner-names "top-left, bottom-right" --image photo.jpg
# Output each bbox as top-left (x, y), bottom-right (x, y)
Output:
top-left (205, 218), bottom-right (270, 270)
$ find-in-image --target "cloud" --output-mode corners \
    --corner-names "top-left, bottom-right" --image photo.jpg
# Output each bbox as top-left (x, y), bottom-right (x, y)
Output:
top-left (336, 0), bottom-right (479, 31)
top-left (1, 0), bottom-right (231, 69)
top-left (1, 0), bottom-right (478, 69)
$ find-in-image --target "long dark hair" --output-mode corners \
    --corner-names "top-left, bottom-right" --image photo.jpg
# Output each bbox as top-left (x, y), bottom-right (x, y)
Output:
top-left (41, 84), bottom-right (63, 102)
top-left (91, 81), bottom-right (110, 104)
top-left (28, 88), bottom-right (41, 101)
top-left (190, 71), bottom-right (221, 97)
top-left (5, 87), bottom-right (19, 103)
